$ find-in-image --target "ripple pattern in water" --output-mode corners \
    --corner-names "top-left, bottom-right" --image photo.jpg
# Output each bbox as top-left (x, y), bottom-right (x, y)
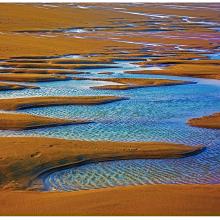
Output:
top-left (43, 140), bottom-right (220, 191)
top-left (1, 60), bottom-right (220, 191)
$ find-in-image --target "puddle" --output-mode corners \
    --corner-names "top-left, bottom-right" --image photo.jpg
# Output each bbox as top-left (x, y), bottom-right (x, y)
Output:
top-left (64, 28), bottom-right (89, 33)
top-left (203, 52), bottom-right (220, 60)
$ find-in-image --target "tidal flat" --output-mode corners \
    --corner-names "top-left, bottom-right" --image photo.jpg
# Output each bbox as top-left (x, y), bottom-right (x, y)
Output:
top-left (0, 3), bottom-right (220, 216)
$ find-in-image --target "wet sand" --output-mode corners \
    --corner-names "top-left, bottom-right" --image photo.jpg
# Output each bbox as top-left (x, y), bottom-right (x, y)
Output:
top-left (0, 96), bottom-right (127, 110)
top-left (0, 184), bottom-right (219, 216)
top-left (0, 68), bottom-right (83, 75)
top-left (1, 62), bottom-right (117, 70)
top-left (74, 77), bottom-right (193, 90)
top-left (126, 64), bottom-right (220, 80)
top-left (0, 73), bottom-right (71, 82)
top-left (0, 32), bottom-right (140, 58)
top-left (0, 112), bottom-right (89, 130)
top-left (0, 3), bottom-right (219, 216)
top-left (137, 59), bottom-right (220, 65)
top-left (0, 136), bottom-right (203, 190)
top-left (0, 82), bottom-right (38, 91)
top-left (188, 112), bottom-right (220, 129)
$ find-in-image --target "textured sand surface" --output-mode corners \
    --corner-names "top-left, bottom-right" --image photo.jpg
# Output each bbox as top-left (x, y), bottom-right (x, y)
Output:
top-left (0, 113), bottom-right (89, 130)
top-left (0, 136), bottom-right (203, 190)
top-left (74, 77), bottom-right (192, 90)
top-left (0, 184), bottom-right (219, 216)
top-left (0, 96), bottom-right (127, 110)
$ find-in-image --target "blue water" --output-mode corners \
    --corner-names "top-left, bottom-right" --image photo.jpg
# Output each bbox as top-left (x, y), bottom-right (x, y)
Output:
top-left (1, 59), bottom-right (220, 190)
top-left (205, 52), bottom-right (220, 60)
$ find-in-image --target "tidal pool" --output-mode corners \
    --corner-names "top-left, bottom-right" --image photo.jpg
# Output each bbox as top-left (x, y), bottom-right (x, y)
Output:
top-left (0, 59), bottom-right (220, 191)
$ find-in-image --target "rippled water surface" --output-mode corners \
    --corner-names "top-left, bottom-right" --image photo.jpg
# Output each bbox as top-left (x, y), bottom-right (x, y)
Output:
top-left (1, 59), bottom-right (220, 191)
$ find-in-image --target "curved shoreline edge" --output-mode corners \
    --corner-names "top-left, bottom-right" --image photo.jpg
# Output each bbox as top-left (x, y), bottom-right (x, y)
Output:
top-left (0, 136), bottom-right (204, 191)
top-left (0, 96), bottom-right (128, 111)
top-left (0, 112), bottom-right (91, 130)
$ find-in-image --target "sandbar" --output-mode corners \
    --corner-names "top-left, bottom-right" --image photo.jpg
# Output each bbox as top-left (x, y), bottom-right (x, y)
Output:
top-left (188, 112), bottom-right (220, 129)
top-left (0, 73), bottom-right (71, 82)
top-left (0, 82), bottom-right (39, 91)
top-left (0, 112), bottom-right (89, 130)
top-left (1, 62), bottom-right (117, 70)
top-left (126, 64), bottom-right (220, 80)
top-left (0, 96), bottom-right (127, 111)
top-left (0, 136), bottom-right (203, 190)
top-left (74, 77), bottom-right (194, 90)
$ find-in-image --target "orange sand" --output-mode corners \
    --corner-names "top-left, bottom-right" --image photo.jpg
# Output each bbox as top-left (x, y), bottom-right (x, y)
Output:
top-left (1, 62), bottom-right (116, 70)
top-left (0, 184), bottom-right (220, 216)
top-left (188, 112), bottom-right (220, 129)
top-left (0, 82), bottom-right (38, 91)
top-left (0, 136), bottom-right (203, 190)
top-left (0, 73), bottom-right (71, 82)
top-left (137, 59), bottom-right (220, 66)
top-left (0, 32), bottom-right (140, 58)
top-left (74, 77), bottom-right (192, 90)
top-left (0, 3), bottom-right (219, 216)
top-left (0, 112), bottom-right (88, 130)
top-left (0, 68), bottom-right (82, 75)
top-left (126, 64), bottom-right (220, 80)
top-left (0, 96), bottom-right (127, 110)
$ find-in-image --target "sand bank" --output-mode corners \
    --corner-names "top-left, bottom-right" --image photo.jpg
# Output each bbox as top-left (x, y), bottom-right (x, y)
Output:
top-left (0, 82), bottom-right (38, 91)
top-left (0, 184), bottom-right (219, 215)
top-left (0, 73), bottom-right (71, 82)
top-left (0, 112), bottom-right (88, 130)
top-left (0, 96), bottom-right (127, 111)
top-left (137, 59), bottom-right (220, 66)
top-left (0, 3), bottom-right (219, 59)
top-left (188, 112), bottom-right (220, 129)
top-left (0, 136), bottom-right (203, 190)
top-left (0, 4), bottom-right (146, 31)
top-left (74, 77), bottom-right (193, 90)
top-left (5, 57), bottom-right (114, 64)
top-left (0, 68), bottom-right (83, 75)
top-left (1, 62), bottom-right (117, 70)
top-left (126, 64), bottom-right (220, 80)
top-left (0, 33), bottom-right (140, 58)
